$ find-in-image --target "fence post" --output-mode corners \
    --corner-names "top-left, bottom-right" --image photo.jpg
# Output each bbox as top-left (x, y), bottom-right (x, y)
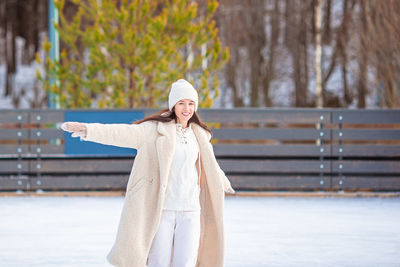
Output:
top-left (317, 113), bottom-right (325, 189)
top-left (16, 112), bottom-right (24, 190)
top-left (30, 111), bottom-right (43, 191)
top-left (337, 111), bottom-right (344, 191)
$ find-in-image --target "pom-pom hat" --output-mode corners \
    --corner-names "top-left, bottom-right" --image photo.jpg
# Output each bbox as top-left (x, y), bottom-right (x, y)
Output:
top-left (168, 79), bottom-right (198, 111)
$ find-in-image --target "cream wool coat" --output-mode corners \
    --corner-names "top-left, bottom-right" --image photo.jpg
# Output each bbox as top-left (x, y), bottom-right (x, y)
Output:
top-left (83, 120), bottom-right (234, 267)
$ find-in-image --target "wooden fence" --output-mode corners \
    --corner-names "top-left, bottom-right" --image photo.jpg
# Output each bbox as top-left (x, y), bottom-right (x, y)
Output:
top-left (1, 108), bottom-right (400, 192)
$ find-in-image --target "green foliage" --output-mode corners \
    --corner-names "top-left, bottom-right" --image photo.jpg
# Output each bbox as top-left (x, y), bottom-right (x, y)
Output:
top-left (37, 0), bottom-right (229, 108)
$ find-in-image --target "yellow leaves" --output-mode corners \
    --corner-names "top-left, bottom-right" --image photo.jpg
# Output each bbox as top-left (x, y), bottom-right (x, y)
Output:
top-left (54, 0), bottom-right (64, 10)
top-left (39, 0), bottom-right (229, 109)
top-left (153, 89), bottom-right (162, 100)
top-left (98, 98), bottom-right (106, 109)
top-left (59, 94), bottom-right (67, 107)
top-left (188, 2), bottom-right (198, 20)
top-left (50, 84), bottom-right (58, 94)
top-left (207, 122), bottom-right (221, 134)
top-left (152, 14), bottom-right (168, 33)
top-left (43, 38), bottom-right (52, 53)
top-left (114, 96), bottom-right (125, 108)
top-left (213, 38), bottom-right (221, 54)
top-left (60, 49), bottom-right (68, 60)
top-left (35, 53), bottom-right (41, 64)
top-left (223, 46), bottom-right (230, 61)
top-left (117, 7), bottom-right (128, 24)
top-left (202, 96), bottom-right (213, 108)
top-left (207, 0), bottom-right (219, 14)
top-left (136, 80), bottom-right (144, 95)
top-left (35, 69), bottom-right (41, 80)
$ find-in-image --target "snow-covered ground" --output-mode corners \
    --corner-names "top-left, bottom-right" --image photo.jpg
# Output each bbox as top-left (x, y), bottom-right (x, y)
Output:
top-left (0, 196), bottom-right (399, 267)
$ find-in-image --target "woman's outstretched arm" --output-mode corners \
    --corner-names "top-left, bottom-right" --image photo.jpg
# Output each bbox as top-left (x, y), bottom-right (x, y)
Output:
top-left (61, 122), bottom-right (87, 138)
top-left (61, 121), bottom-right (146, 149)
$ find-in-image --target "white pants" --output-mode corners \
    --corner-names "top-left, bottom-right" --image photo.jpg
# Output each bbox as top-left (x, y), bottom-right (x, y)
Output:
top-left (148, 210), bottom-right (201, 267)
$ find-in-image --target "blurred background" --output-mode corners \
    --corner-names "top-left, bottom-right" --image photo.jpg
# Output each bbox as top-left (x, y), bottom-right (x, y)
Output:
top-left (1, 0), bottom-right (399, 109)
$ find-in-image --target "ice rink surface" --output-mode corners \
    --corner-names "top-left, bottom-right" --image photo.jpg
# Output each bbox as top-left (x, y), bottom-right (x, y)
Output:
top-left (1, 195), bottom-right (399, 267)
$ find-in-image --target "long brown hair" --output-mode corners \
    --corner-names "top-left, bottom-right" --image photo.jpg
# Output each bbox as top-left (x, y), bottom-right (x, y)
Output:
top-left (133, 108), bottom-right (212, 136)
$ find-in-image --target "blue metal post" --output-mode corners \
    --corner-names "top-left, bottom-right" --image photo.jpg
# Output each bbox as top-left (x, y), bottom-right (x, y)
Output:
top-left (48, 0), bottom-right (60, 108)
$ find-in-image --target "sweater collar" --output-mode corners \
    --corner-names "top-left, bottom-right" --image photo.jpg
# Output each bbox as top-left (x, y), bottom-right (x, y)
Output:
top-left (157, 120), bottom-right (211, 142)
top-left (176, 123), bottom-right (192, 131)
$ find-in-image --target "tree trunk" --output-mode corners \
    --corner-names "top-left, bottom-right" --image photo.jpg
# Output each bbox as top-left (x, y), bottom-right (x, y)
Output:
top-left (263, 0), bottom-right (280, 107)
top-left (246, 0), bottom-right (265, 107)
top-left (217, 0), bottom-right (245, 107)
top-left (294, 0), bottom-right (309, 107)
top-left (0, 1), bottom-right (5, 64)
top-left (226, 58), bottom-right (243, 107)
top-left (339, 0), bottom-right (354, 106)
top-left (5, 0), bottom-right (17, 97)
top-left (357, 1), bottom-right (368, 108)
top-left (314, 0), bottom-right (323, 108)
top-left (322, 0), bottom-right (332, 44)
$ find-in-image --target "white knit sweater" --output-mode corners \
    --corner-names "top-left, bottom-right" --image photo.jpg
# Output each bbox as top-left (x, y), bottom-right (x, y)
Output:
top-left (163, 123), bottom-right (201, 211)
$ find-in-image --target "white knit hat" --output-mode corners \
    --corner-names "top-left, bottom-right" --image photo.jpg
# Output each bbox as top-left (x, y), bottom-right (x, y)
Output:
top-left (168, 79), bottom-right (198, 111)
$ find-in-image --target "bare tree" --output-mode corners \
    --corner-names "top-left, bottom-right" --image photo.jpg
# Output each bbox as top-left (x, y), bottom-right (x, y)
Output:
top-left (322, 0), bottom-right (332, 44)
top-left (318, 0), bottom-right (356, 108)
top-left (215, 0), bottom-right (400, 109)
top-left (314, 0), bottom-right (323, 108)
top-left (262, 0), bottom-right (280, 107)
top-left (364, 0), bottom-right (400, 108)
top-left (285, 0), bottom-right (310, 107)
top-left (337, 0), bottom-right (355, 107)
top-left (0, 0), bottom-right (48, 106)
top-left (243, 1), bottom-right (266, 107)
top-left (357, 0), bottom-right (368, 108)
top-left (3, 0), bottom-right (17, 97)
top-left (217, 0), bottom-right (246, 107)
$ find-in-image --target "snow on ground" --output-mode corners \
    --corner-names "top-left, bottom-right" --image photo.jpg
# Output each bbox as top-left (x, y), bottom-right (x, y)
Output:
top-left (0, 196), bottom-right (399, 267)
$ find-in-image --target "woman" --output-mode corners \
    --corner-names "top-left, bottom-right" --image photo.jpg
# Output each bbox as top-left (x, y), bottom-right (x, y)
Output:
top-left (61, 79), bottom-right (235, 267)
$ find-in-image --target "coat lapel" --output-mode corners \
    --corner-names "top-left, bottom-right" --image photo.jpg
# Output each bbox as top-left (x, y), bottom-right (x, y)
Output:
top-left (192, 123), bottom-right (226, 267)
top-left (156, 120), bottom-right (176, 186)
top-left (192, 123), bottom-right (218, 188)
top-left (192, 123), bottom-right (225, 198)
top-left (191, 123), bottom-right (212, 149)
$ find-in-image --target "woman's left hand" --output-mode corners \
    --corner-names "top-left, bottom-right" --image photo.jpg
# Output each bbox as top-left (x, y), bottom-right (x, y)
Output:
top-left (60, 122), bottom-right (87, 138)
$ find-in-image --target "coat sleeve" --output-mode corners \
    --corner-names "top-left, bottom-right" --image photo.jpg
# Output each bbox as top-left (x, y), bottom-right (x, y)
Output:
top-left (82, 123), bottom-right (146, 149)
top-left (206, 129), bottom-right (235, 193)
top-left (218, 168), bottom-right (235, 194)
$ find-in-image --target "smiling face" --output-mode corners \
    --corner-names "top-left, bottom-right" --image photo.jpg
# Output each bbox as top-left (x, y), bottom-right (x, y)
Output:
top-left (173, 99), bottom-right (196, 127)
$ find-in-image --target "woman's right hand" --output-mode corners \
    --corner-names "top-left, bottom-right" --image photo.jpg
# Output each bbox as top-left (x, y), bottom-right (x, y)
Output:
top-left (60, 122), bottom-right (87, 138)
